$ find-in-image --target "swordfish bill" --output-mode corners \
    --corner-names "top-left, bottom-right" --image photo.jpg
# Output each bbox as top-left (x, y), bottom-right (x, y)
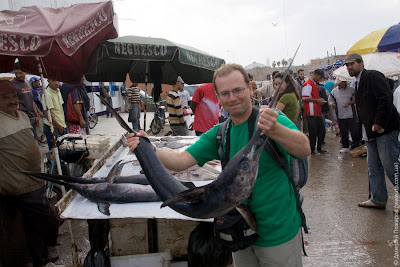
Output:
top-left (94, 97), bottom-right (267, 219)
top-left (97, 94), bottom-right (137, 134)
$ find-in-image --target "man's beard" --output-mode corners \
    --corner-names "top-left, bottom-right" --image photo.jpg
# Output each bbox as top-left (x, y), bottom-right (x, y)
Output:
top-left (348, 70), bottom-right (360, 77)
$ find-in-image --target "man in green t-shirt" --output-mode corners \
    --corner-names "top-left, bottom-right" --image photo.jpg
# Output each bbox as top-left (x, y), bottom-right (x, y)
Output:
top-left (127, 64), bottom-right (310, 266)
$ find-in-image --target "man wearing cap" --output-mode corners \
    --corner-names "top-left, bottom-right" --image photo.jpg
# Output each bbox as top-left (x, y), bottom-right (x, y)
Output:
top-left (345, 53), bottom-right (400, 209)
top-left (167, 76), bottom-right (189, 136)
top-left (328, 79), bottom-right (360, 153)
top-left (30, 77), bottom-right (43, 112)
top-left (30, 76), bottom-right (47, 143)
top-left (302, 69), bottom-right (327, 154)
top-left (12, 63), bottom-right (42, 141)
top-left (0, 80), bottom-right (60, 266)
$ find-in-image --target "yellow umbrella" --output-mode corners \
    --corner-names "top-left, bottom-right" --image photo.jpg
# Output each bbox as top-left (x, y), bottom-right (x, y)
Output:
top-left (348, 24), bottom-right (400, 55)
top-left (348, 27), bottom-right (389, 55)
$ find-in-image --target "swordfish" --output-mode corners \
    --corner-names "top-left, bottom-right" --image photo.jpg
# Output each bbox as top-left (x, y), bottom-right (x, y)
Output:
top-left (96, 94), bottom-right (267, 219)
top-left (22, 161), bottom-right (160, 215)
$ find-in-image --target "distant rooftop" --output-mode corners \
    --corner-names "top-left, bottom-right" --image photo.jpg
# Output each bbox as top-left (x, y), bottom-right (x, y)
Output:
top-left (245, 62), bottom-right (267, 70)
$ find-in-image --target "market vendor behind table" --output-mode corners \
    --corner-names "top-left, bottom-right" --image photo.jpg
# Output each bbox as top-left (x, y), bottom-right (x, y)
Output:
top-left (0, 80), bottom-right (59, 266)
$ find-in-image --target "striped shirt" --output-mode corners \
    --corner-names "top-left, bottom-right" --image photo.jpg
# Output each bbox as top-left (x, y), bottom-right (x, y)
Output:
top-left (167, 90), bottom-right (185, 125)
top-left (127, 87), bottom-right (141, 103)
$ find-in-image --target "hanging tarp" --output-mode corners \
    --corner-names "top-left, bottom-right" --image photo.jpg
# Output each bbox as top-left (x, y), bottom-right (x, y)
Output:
top-left (0, 1), bottom-right (118, 83)
top-left (86, 35), bottom-right (226, 85)
top-left (319, 59), bottom-right (345, 80)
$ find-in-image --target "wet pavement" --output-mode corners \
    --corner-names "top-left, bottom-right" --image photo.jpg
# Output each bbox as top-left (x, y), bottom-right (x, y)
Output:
top-left (55, 112), bottom-right (398, 266)
top-left (302, 131), bottom-right (397, 267)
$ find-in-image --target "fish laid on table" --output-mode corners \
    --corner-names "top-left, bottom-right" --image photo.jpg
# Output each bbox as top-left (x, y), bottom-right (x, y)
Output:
top-left (23, 161), bottom-right (160, 215)
top-left (153, 141), bottom-right (189, 150)
top-left (159, 136), bottom-right (199, 142)
top-left (22, 161), bottom-right (196, 215)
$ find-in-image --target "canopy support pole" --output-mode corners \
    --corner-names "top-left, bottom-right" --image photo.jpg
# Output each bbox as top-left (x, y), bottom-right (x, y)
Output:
top-left (36, 57), bottom-right (63, 179)
top-left (144, 61), bottom-right (149, 132)
top-left (35, 56), bottom-right (79, 267)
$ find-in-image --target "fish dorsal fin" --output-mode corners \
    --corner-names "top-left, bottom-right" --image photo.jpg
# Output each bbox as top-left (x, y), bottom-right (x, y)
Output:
top-left (161, 187), bottom-right (205, 208)
top-left (97, 202), bottom-right (111, 216)
top-left (106, 160), bottom-right (125, 184)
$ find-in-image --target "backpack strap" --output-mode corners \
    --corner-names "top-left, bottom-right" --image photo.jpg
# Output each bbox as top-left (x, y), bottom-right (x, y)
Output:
top-left (217, 107), bottom-right (259, 170)
top-left (216, 119), bottom-right (230, 169)
top-left (263, 139), bottom-right (308, 256)
top-left (263, 141), bottom-right (308, 231)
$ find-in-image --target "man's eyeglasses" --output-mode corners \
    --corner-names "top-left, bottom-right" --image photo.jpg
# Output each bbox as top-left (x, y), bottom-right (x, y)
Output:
top-left (218, 87), bottom-right (246, 100)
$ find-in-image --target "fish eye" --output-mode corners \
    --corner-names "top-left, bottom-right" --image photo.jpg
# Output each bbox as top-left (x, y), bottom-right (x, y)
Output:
top-left (241, 161), bottom-right (249, 171)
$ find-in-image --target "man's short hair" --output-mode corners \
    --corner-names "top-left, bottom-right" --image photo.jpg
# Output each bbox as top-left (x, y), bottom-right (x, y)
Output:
top-left (213, 64), bottom-right (249, 92)
top-left (173, 76), bottom-right (185, 86)
top-left (13, 61), bottom-right (21, 70)
top-left (297, 69), bottom-right (304, 74)
top-left (313, 69), bottom-right (324, 77)
top-left (272, 70), bottom-right (279, 78)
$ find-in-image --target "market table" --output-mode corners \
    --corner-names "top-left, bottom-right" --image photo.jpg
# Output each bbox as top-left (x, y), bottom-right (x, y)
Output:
top-left (56, 135), bottom-right (220, 264)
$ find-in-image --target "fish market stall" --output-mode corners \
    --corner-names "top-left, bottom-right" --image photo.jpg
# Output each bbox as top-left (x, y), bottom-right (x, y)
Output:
top-left (56, 135), bottom-right (221, 264)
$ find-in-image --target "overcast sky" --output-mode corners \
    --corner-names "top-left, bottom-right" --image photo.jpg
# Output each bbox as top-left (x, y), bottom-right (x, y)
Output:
top-left (113, 0), bottom-right (399, 67)
top-left (2, 0), bottom-right (399, 67)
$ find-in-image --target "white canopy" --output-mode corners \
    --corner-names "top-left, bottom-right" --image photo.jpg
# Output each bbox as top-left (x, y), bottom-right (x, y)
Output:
top-left (334, 52), bottom-right (400, 78)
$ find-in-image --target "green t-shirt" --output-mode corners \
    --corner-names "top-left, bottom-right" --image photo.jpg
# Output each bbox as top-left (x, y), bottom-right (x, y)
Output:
top-left (186, 113), bottom-right (301, 247)
top-left (278, 92), bottom-right (299, 123)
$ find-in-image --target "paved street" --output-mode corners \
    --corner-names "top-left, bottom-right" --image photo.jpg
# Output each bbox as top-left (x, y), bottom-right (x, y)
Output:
top-left (56, 112), bottom-right (398, 266)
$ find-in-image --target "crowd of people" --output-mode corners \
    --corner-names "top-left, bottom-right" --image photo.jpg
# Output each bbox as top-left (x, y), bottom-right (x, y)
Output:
top-left (163, 55), bottom-right (398, 161)
top-left (0, 63), bottom-right (97, 267)
top-left (1, 52), bottom-right (400, 266)
top-left (128, 54), bottom-right (399, 266)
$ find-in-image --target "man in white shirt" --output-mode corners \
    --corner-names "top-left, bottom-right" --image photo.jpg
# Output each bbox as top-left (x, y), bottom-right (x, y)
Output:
top-left (178, 86), bottom-right (191, 108)
top-left (256, 71), bottom-right (279, 104)
top-left (328, 79), bottom-right (360, 152)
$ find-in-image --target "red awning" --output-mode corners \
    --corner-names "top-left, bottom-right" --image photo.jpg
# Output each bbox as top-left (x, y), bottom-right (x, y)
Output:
top-left (0, 1), bottom-right (118, 83)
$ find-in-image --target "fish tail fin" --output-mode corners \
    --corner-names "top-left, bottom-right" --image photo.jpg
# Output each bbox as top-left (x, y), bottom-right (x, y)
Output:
top-left (161, 187), bottom-right (205, 208)
top-left (236, 204), bottom-right (257, 233)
